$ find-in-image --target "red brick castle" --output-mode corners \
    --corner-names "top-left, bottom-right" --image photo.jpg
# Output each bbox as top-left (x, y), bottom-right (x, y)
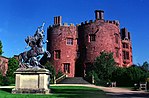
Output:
top-left (47, 10), bottom-right (133, 77)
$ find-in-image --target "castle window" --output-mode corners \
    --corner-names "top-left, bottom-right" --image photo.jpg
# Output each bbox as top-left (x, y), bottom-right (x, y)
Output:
top-left (66, 38), bottom-right (73, 45)
top-left (115, 33), bottom-right (119, 44)
top-left (123, 51), bottom-right (129, 60)
top-left (122, 43), bottom-right (129, 49)
top-left (89, 34), bottom-right (96, 42)
top-left (54, 50), bottom-right (61, 59)
top-left (63, 63), bottom-right (70, 73)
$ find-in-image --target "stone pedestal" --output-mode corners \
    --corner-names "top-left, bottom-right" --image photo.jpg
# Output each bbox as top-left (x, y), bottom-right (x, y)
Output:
top-left (12, 68), bottom-right (50, 94)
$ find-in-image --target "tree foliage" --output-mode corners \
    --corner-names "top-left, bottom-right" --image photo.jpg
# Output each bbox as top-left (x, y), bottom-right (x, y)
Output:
top-left (44, 61), bottom-right (56, 77)
top-left (85, 51), bottom-right (116, 85)
top-left (44, 61), bottom-right (56, 83)
top-left (6, 57), bottom-right (19, 85)
top-left (86, 51), bottom-right (149, 87)
top-left (0, 40), bottom-right (3, 55)
top-left (112, 64), bottom-right (149, 87)
top-left (142, 61), bottom-right (149, 71)
top-left (93, 52), bottom-right (116, 81)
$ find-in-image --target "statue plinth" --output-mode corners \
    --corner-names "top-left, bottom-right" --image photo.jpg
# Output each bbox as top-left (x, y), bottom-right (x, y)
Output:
top-left (12, 68), bottom-right (50, 94)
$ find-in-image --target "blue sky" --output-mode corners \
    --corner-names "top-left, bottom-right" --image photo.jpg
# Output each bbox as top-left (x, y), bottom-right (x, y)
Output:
top-left (0, 0), bottom-right (149, 65)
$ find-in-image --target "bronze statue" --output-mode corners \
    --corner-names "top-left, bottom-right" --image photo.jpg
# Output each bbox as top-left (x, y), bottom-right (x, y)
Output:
top-left (18, 23), bottom-right (51, 68)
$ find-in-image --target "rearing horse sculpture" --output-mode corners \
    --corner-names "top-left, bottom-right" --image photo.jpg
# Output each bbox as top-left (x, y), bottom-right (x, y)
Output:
top-left (18, 23), bottom-right (51, 68)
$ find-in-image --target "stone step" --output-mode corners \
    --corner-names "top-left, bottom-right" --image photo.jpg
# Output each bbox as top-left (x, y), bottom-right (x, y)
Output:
top-left (57, 77), bottom-right (90, 84)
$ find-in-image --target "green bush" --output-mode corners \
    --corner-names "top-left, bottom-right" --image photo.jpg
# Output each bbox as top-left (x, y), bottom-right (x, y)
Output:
top-left (0, 73), bottom-right (9, 86)
top-left (6, 57), bottom-right (18, 85)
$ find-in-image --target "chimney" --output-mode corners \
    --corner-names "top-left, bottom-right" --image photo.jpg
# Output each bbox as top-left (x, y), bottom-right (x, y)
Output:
top-left (128, 32), bottom-right (131, 40)
top-left (54, 16), bottom-right (62, 25)
top-left (95, 10), bottom-right (104, 20)
top-left (58, 16), bottom-right (62, 25)
top-left (124, 28), bottom-right (128, 39)
top-left (121, 28), bottom-right (129, 40)
top-left (54, 17), bottom-right (56, 24)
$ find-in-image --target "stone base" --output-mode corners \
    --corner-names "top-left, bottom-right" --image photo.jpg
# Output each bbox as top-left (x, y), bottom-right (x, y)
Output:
top-left (12, 68), bottom-right (50, 94)
top-left (12, 88), bottom-right (50, 94)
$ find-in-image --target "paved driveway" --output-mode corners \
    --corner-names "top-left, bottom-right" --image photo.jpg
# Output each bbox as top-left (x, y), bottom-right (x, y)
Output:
top-left (90, 85), bottom-right (149, 98)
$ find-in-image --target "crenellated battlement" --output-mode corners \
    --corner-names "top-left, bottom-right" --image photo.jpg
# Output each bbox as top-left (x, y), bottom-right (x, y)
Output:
top-left (50, 22), bottom-right (76, 27)
top-left (79, 19), bottom-right (119, 27)
top-left (80, 20), bottom-right (96, 25)
top-left (106, 20), bottom-right (120, 26)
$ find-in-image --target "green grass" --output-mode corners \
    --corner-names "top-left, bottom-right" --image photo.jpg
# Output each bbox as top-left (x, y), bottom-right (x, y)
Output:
top-left (0, 86), bottom-right (108, 98)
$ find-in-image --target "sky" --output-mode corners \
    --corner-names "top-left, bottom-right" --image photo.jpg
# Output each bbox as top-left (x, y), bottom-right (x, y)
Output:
top-left (0, 0), bottom-right (149, 65)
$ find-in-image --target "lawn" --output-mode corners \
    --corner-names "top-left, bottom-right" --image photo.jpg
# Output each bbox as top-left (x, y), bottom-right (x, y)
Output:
top-left (0, 86), bottom-right (108, 98)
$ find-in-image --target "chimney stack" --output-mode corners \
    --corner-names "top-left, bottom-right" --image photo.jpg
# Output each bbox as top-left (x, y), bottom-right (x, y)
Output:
top-left (121, 28), bottom-right (129, 40)
top-left (95, 10), bottom-right (104, 20)
top-left (54, 17), bottom-right (56, 24)
top-left (54, 16), bottom-right (62, 25)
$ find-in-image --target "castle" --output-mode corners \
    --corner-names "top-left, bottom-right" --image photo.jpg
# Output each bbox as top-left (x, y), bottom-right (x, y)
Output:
top-left (47, 10), bottom-right (133, 77)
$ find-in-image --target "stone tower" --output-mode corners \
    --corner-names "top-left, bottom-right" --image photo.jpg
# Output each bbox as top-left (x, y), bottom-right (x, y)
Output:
top-left (47, 16), bottom-right (78, 77)
top-left (121, 28), bottom-right (133, 67)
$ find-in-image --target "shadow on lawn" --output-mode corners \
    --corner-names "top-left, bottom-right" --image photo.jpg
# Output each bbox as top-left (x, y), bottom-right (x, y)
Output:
top-left (51, 86), bottom-right (108, 98)
top-left (0, 88), bottom-right (12, 93)
top-left (107, 92), bottom-right (149, 98)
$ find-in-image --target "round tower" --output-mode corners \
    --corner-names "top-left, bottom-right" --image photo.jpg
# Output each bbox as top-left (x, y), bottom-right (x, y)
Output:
top-left (78, 10), bottom-right (123, 70)
top-left (47, 16), bottom-right (78, 77)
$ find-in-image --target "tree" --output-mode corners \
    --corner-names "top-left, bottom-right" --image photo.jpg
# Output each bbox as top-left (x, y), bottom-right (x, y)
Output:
top-left (92, 52), bottom-right (116, 84)
top-left (6, 57), bottom-right (19, 85)
top-left (142, 61), bottom-right (149, 71)
top-left (111, 67), bottom-right (129, 86)
top-left (0, 40), bottom-right (3, 55)
top-left (128, 65), bottom-right (149, 84)
top-left (112, 64), bottom-right (149, 87)
top-left (44, 61), bottom-right (56, 83)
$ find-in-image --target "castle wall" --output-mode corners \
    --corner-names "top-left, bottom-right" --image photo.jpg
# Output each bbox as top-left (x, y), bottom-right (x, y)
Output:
top-left (0, 56), bottom-right (8, 76)
top-left (47, 24), bottom-right (78, 77)
top-left (78, 19), bottom-right (123, 66)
